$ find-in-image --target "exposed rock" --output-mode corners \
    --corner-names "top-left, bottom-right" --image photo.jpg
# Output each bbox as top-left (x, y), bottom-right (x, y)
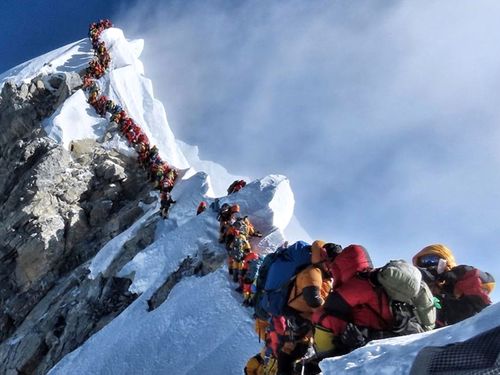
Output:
top-left (105, 214), bottom-right (157, 277)
top-left (95, 159), bottom-right (127, 182)
top-left (147, 246), bottom-right (225, 311)
top-left (36, 80), bottom-right (45, 91)
top-left (19, 83), bottom-right (29, 99)
top-left (0, 73), bottom-right (156, 374)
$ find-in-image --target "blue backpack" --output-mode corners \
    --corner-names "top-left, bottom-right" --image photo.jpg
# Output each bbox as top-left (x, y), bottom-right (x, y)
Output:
top-left (254, 241), bottom-right (311, 319)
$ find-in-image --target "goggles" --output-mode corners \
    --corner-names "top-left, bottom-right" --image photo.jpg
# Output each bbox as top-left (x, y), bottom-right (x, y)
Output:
top-left (417, 254), bottom-right (442, 268)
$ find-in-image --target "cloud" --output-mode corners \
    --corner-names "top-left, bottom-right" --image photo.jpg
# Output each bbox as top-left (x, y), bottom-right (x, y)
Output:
top-left (116, 0), bottom-right (500, 301)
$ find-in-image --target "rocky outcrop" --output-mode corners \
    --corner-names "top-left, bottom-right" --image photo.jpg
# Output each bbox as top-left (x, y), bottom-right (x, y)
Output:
top-left (0, 74), bottom-right (158, 374)
top-left (147, 246), bottom-right (226, 312)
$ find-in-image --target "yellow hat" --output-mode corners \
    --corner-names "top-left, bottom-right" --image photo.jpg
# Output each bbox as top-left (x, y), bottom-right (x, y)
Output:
top-left (412, 244), bottom-right (457, 270)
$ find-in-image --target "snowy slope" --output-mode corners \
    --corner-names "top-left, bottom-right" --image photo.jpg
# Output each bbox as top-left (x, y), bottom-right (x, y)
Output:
top-left (3, 25), bottom-right (498, 375)
top-left (49, 172), bottom-right (293, 375)
top-left (0, 38), bottom-right (93, 88)
top-left (5, 29), bottom-right (294, 374)
top-left (321, 302), bottom-right (500, 374)
top-left (177, 139), bottom-right (311, 242)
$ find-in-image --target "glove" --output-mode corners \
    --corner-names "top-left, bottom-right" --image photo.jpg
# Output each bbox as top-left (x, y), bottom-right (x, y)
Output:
top-left (433, 296), bottom-right (442, 309)
top-left (340, 323), bottom-right (368, 349)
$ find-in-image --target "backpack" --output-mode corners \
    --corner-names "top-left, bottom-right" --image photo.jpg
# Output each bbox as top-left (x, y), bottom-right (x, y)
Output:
top-left (245, 255), bottom-right (263, 283)
top-left (231, 236), bottom-right (248, 262)
top-left (233, 217), bottom-right (249, 236)
top-left (446, 265), bottom-right (495, 303)
top-left (377, 260), bottom-right (436, 333)
top-left (253, 241), bottom-right (312, 319)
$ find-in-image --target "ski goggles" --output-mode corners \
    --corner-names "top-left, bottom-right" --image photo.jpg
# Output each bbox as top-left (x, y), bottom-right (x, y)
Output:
top-left (417, 254), bottom-right (442, 268)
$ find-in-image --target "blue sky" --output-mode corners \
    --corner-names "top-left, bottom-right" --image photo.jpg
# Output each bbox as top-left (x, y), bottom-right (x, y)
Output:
top-left (1, 0), bottom-right (499, 301)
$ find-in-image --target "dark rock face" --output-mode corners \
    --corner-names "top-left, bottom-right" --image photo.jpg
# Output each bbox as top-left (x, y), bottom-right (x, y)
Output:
top-left (0, 75), bottom-right (157, 374)
top-left (147, 246), bottom-right (225, 312)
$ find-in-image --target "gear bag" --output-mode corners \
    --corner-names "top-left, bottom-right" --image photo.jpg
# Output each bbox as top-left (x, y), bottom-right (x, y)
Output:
top-left (377, 260), bottom-right (436, 332)
top-left (253, 241), bottom-right (311, 319)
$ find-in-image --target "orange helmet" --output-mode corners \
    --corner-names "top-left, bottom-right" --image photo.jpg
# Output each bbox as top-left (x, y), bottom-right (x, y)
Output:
top-left (231, 204), bottom-right (240, 213)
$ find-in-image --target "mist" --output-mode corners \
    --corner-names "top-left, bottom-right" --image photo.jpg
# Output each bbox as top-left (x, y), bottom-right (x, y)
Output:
top-left (115, 0), bottom-right (500, 300)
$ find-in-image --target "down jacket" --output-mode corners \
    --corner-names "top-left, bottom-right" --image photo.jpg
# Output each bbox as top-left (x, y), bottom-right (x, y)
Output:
top-left (287, 240), bottom-right (333, 320)
top-left (313, 245), bottom-right (393, 335)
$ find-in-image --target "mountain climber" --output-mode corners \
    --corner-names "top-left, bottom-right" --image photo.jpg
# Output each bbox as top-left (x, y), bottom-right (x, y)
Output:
top-left (311, 245), bottom-right (436, 361)
top-left (217, 203), bottom-right (233, 222)
top-left (227, 179), bottom-right (246, 195)
top-left (241, 249), bottom-right (262, 306)
top-left (287, 241), bottom-right (342, 321)
top-left (137, 142), bottom-right (150, 166)
top-left (196, 201), bottom-right (207, 215)
top-left (159, 191), bottom-right (176, 219)
top-left (223, 222), bottom-right (240, 251)
top-left (269, 241), bottom-right (342, 375)
top-left (218, 204), bottom-right (240, 243)
top-left (412, 244), bottom-right (457, 294)
top-left (238, 216), bottom-right (263, 238)
top-left (276, 314), bottom-right (320, 375)
top-left (210, 198), bottom-right (221, 213)
top-left (413, 244), bottom-right (495, 327)
top-left (436, 265), bottom-right (494, 326)
top-left (229, 232), bottom-right (251, 285)
top-left (311, 245), bottom-right (390, 359)
top-left (245, 348), bottom-right (277, 375)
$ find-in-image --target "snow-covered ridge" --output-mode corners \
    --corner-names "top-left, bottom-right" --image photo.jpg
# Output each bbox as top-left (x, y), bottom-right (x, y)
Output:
top-left (321, 302), bottom-right (500, 374)
top-left (0, 39), bottom-right (92, 89)
top-left (38, 27), bottom-right (190, 171)
top-left (4, 23), bottom-right (297, 374)
top-left (3, 22), bottom-right (496, 375)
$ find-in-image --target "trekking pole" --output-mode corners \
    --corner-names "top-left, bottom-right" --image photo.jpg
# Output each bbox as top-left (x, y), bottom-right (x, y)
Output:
top-left (301, 358), bottom-right (306, 375)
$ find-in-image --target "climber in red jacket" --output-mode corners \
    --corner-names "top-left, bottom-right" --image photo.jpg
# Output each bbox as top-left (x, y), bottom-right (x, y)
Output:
top-left (311, 245), bottom-right (393, 358)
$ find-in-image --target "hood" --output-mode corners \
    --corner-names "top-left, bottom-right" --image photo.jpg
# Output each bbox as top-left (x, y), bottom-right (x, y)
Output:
top-left (330, 244), bottom-right (373, 287)
top-left (412, 244), bottom-right (457, 271)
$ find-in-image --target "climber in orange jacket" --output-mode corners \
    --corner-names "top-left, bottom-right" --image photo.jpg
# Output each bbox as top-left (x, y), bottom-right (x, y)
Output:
top-left (287, 241), bottom-right (342, 321)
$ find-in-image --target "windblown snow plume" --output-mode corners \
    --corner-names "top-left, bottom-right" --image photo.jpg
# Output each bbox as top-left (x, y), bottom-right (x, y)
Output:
top-left (0, 20), bottom-right (498, 375)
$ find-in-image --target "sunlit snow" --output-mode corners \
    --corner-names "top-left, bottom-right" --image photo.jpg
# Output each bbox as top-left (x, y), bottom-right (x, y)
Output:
top-left (2, 25), bottom-right (498, 375)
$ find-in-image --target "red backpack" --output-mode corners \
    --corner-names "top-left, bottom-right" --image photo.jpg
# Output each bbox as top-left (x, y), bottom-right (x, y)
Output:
top-left (450, 265), bottom-right (494, 304)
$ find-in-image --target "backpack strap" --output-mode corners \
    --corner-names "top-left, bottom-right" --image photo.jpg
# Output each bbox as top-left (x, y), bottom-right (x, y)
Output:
top-left (254, 353), bottom-right (264, 365)
top-left (287, 277), bottom-right (302, 305)
top-left (287, 264), bottom-right (324, 305)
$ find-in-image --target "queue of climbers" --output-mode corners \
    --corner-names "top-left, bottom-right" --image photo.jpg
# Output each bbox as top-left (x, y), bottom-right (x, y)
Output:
top-left (237, 239), bottom-right (495, 374)
top-left (83, 20), bottom-right (179, 219)
top-left (216, 200), bottom-right (264, 307)
top-left (82, 20), bottom-right (495, 375)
